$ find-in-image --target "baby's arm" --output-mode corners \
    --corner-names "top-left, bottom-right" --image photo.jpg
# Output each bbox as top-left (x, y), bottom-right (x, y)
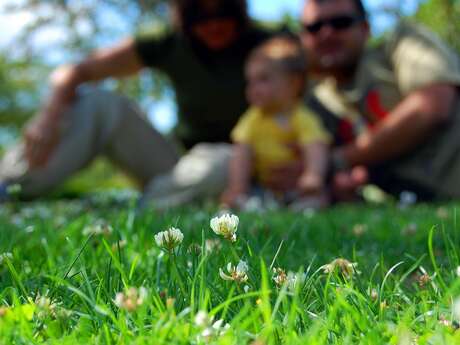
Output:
top-left (220, 143), bottom-right (253, 208)
top-left (297, 142), bottom-right (329, 194)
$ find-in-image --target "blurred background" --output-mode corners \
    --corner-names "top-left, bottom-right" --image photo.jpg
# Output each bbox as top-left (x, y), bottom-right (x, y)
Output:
top-left (0, 0), bottom-right (458, 193)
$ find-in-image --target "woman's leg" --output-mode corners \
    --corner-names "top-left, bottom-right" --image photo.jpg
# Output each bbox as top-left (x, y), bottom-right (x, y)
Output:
top-left (141, 143), bottom-right (232, 209)
top-left (0, 90), bottom-right (178, 198)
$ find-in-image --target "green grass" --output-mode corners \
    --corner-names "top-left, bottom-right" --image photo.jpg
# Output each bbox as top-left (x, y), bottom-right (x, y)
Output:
top-left (1, 197), bottom-right (460, 344)
top-left (53, 158), bottom-right (136, 198)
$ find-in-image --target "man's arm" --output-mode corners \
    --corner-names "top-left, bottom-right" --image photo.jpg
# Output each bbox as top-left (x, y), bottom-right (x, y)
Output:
top-left (338, 84), bottom-right (458, 167)
top-left (25, 38), bottom-right (145, 167)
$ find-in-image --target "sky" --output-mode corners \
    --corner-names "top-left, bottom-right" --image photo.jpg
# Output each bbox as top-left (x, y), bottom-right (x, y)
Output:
top-left (0, 0), bottom-right (422, 133)
top-left (0, 0), bottom-right (421, 49)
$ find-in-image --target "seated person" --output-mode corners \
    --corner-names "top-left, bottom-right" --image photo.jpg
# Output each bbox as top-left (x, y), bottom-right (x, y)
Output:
top-left (0, 0), bottom-right (275, 206)
top-left (220, 36), bottom-right (331, 209)
top-left (300, 0), bottom-right (460, 201)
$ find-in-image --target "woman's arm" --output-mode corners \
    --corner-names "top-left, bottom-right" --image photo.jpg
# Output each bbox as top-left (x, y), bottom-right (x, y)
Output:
top-left (25, 38), bottom-right (145, 167)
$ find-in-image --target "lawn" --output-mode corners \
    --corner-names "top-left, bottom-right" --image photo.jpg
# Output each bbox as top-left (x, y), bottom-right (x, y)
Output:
top-left (1, 196), bottom-right (460, 344)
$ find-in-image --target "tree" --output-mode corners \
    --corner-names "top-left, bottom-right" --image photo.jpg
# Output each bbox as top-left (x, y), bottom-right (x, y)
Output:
top-left (415, 0), bottom-right (460, 54)
top-left (0, 54), bottom-right (47, 127)
top-left (0, 0), bottom-right (170, 129)
top-left (2, 0), bottom-right (169, 56)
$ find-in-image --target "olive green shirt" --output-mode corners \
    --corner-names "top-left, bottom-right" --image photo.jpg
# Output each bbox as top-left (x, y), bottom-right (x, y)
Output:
top-left (135, 25), bottom-right (273, 148)
top-left (309, 22), bottom-right (460, 198)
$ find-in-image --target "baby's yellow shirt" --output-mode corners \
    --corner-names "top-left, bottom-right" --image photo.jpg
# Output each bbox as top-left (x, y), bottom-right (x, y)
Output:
top-left (231, 104), bottom-right (331, 185)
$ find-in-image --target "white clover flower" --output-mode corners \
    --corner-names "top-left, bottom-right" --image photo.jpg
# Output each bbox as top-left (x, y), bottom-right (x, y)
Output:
top-left (195, 310), bottom-right (211, 327)
top-left (154, 227), bottom-right (184, 251)
top-left (194, 310), bottom-right (230, 342)
top-left (210, 214), bottom-right (239, 242)
top-left (201, 327), bottom-right (214, 340)
top-left (437, 207), bottom-right (449, 220)
top-left (0, 252), bottom-right (13, 265)
top-left (114, 287), bottom-right (147, 312)
top-left (219, 260), bottom-right (248, 283)
top-left (352, 224), bottom-right (368, 237)
top-left (369, 288), bottom-right (379, 301)
top-left (35, 294), bottom-right (54, 310)
top-left (286, 271), bottom-right (307, 292)
top-left (397, 330), bottom-right (418, 345)
top-left (82, 220), bottom-right (113, 237)
top-left (111, 239), bottom-right (128, 251)
top-left (205, 239), bottom-right (222, 253)
top-left (273, 268), bottom-right (306, 291)
top-left (201, 319), bottom-right (230, 342)
top-left (32, 293), bottom-right (68, 320)
top-left (401, 223), bottom-right (417, 237)
top-left (211, 319), bottom-right (230, 334)
top-left (453, 297), bottom-right (460, 322)
top-left (321, 258), bottom-right (360, 277)
top-left (272, 267), bottom-right (287, 288)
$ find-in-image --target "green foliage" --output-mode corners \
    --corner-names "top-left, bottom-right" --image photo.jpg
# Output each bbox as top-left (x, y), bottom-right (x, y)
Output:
top-left (2, 0), bottom-right (169, 54)
top-left (0, 0), bottom-right (171, 130)
top-left (415, 0), bottom-right (460, 54)
top-left (1, 201), bottom-right (460, 343)
top-left (0, 54), bottom-right (48, 127)
top-left (55, 158), bottom-right (136, 197)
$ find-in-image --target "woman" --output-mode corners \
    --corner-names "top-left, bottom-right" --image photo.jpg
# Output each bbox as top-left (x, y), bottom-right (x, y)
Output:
top-left (0, 0), bottom-right (275, 205)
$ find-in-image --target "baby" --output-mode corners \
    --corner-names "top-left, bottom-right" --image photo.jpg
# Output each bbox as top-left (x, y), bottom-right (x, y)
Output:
top-left (221, 36), bottom-right (331, 210)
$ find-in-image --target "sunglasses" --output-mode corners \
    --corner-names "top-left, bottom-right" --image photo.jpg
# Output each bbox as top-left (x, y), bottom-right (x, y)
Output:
top-left (302, 15), bottom-right (364, 34)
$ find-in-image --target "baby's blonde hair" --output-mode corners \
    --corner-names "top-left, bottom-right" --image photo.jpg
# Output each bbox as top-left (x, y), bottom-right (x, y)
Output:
top-left (248, 35), bottom-right (307, 96)
top-left (248, 35), bottom-right (307, 77)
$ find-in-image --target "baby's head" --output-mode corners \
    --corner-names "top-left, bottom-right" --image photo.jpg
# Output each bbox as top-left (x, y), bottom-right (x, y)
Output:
top-left (245, 35), bottom-right (307, 113)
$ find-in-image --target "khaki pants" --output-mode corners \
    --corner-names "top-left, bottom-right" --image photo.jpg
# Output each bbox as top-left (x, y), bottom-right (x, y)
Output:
top-left (140, 143), bottom-right (232, 209)
top-left (0, 90), bottom-right (231, 208)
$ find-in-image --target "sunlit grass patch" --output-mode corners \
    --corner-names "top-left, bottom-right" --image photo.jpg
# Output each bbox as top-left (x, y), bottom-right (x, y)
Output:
top-left (1, 199), bottom-right (460, 343)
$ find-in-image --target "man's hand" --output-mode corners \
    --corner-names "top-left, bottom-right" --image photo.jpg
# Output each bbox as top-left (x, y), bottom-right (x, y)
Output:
top-left (331, 165), bottom-right (368, 202)
top-left (342, 84), bottom-right (457, 166)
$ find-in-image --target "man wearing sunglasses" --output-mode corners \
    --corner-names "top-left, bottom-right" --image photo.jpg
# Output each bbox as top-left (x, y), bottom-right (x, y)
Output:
top-left (0, 0), bottom-right (276, 204)
top-left (300, 0), bottom-right (460, 200)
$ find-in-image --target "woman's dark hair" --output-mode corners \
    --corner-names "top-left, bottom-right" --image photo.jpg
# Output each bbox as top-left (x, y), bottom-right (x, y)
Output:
top-left (171, 0), bottom-right (248, 32)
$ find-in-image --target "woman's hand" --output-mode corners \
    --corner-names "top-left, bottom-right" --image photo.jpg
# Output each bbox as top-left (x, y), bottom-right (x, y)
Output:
top-left (23, 112), bottom-right (61, 168)
top-left (23, 64), bottom-right (79, 168)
